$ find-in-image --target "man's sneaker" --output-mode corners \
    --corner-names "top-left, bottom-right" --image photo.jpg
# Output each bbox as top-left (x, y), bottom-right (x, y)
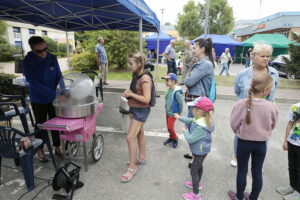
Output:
top-left (276, 186), bottom-right (295, 195)
top-left (172, 140), bottom-right (178, 148)
top-left (283, 190), bottom-right (300, 200)
top-left (183, 192), bottom-right (201, 200)
top-left (163, 139), bottom-right (173, 146)
top-left (230, 158), bottom-right (238, 167)
top-left (184, 181), bottom-right (203, 190)
top-left (228, 190), bottom-right (238, 200)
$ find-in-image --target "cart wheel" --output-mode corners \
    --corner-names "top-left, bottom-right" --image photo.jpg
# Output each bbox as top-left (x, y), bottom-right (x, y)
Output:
top-left (91, 134), bottom-right (104, 162)
top-left (65, 141), bottom-right (80, 157)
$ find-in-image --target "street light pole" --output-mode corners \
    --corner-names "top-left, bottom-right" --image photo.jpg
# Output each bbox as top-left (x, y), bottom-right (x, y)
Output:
top-left (203, 0), bottom-right (210, 39)
top-left (160, 9), bottom-right (165, 27)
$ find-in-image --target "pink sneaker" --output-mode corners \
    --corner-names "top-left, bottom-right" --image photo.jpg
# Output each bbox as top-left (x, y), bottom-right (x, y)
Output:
top-left (184, 181), bottom-right (203, 190)
top-left (183, 192), bottom-right (201, 200)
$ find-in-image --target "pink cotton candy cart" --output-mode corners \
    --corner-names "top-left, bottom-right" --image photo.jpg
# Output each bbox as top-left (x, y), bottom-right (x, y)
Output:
top-left (38, 104), bottom-right (104, 172)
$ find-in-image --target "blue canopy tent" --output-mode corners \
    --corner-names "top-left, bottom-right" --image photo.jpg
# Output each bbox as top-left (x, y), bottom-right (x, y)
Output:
top-left (192, 34), bottom-right (243, 59)
top-left (146, 32), bottom-right (173, 54)
top-left (0, 0), bottom-right (160, 67)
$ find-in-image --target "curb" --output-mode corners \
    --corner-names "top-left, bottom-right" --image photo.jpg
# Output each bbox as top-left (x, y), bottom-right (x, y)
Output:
top-left (104, 87), bottom-right (300, 104)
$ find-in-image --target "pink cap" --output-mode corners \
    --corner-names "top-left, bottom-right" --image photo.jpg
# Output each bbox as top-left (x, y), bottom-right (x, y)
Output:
top-left (194, 97), bottom-right (214, 112)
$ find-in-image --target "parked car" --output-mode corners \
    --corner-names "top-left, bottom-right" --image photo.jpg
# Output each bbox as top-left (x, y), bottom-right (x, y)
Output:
top-left (269, 54), bottom-right (298, 79)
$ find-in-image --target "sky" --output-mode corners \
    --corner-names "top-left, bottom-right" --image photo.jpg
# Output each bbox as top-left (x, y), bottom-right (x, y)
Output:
top-left (144, 0), bottom-right (300, 25)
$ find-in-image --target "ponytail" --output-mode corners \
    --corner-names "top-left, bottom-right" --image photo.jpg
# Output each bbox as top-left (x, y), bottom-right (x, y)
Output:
top-left (245, 88), bottom-right (253, 124)
top-left (194, 38), bottom-right (215, 68)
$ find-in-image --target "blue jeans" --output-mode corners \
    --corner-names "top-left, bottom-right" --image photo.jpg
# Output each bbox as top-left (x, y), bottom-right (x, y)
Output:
top-left (236, 139), bottom-right (267, 200)
top-left (167, 60), bottom-right (177, 74)
top-left (219, 63), bottom-right (229, 76)
top-left (245, 58), bottom-right (250, 68)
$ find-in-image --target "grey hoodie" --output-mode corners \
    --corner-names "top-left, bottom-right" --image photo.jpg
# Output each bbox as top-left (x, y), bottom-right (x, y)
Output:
top-left (179, 117), bottom-right (215, 156)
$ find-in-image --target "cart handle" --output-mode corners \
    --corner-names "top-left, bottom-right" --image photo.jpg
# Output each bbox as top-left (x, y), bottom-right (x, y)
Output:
top-left (37, 124), bottom-right (71, 132)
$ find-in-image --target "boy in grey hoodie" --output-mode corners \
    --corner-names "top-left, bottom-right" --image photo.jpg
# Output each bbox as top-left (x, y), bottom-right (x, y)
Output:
top-left (175, 97), bottom-right (215, 200)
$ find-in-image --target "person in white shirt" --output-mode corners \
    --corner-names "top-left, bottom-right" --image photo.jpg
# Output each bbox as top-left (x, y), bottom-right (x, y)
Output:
top-left (218, 48), bottom-right (232, 76)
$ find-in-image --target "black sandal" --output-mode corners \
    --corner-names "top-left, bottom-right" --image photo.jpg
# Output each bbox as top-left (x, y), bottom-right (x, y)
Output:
top-left (38, 154), bottom-right (49, 163)
top-left (184, 154), bottom-right (193, 159)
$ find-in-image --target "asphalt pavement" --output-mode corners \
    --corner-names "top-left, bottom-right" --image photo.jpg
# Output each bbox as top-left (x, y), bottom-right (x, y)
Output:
top-left (0, 92), bottom-right (294, 200)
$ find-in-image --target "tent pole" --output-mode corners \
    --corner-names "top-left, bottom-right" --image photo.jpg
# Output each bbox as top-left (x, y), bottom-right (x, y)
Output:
top-left (156, 32), bottom-right (160, 97)
top-left (66, 31), bottom-right (70, 70)
top-left (139, 18), bottom-right (142, 52)
top-left (241, 46), bottom-right (245, 64)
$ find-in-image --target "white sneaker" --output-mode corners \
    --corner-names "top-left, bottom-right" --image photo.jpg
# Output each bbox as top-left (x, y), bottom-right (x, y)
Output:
top-left (276, 186), bottom-right (294, 195)
top-left (230, 158), bottom-right (237, 167)
top-left (283, 190), bottom-right (300, 200)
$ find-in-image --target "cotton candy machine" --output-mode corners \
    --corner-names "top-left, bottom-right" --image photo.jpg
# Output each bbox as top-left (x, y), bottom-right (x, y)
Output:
top-left (53, 72), bottom-right (98, 118)
top-left (38, 72), bottom-right (105, 172)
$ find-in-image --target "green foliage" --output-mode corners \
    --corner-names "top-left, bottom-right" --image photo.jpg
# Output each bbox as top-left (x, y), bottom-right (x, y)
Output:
top-left (42, 36), bottom-right (72, 58)
top-left (0, 73), bottom-right (19, 95)
top-left (206, 0), bottom-right (234, 34)
top-left (0, 20), bottom-right (7, 36)
top-left (176, 0), bottom-right (234, 39)
top-left (284, 32), bottom-right (300, 78)
top-left (176, 0), bottom-right (202, 40)
top-left (70, 52), bottom-right (98, 71)
top-left (75, 30), bottom-right (142, 69)
top-left (174, 41), bottom-right (185, 53)
top-left (0, 38), bottom-right (21, 61)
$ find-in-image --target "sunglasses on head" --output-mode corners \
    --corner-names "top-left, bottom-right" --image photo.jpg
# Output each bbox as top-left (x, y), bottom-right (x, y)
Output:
top-left (34, 47), bottom-right (48, 54)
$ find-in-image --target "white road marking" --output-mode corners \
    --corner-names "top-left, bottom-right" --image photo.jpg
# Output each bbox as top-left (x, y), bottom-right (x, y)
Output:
top-left (5, 179), bottom-right (25, 195)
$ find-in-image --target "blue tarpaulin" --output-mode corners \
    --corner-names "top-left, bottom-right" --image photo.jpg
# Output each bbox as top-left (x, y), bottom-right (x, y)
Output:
top-left (193, 34), bottom-right (243, 59)
top-left (0, 0), bottom-right (160, 32)
top-left (146, 32), bottom-right (173, 54)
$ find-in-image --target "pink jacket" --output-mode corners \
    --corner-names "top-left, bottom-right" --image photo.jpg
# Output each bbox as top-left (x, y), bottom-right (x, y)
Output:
top-left (230, 99), bottom-right (278, 141)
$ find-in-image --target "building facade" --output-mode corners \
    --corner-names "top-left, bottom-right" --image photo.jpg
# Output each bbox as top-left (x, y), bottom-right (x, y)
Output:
top-left (236, 12), bottom-right (300, 41)
top-left (3, 20), bottom-right (75, 54)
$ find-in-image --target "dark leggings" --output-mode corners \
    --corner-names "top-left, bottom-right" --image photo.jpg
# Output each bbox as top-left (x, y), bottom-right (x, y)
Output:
top-left (190, 155), bottom-right (206, 195)
top-left (31, 103), bottom-right (60, 147)
top-left (236, 139), bottom-right (267, 200)
top-left (288, 142), bottom-right (300, 193)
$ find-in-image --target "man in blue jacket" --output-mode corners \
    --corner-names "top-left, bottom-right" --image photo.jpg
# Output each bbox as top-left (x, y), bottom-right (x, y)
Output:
top-left (23, 36), bottom-right (62, 161)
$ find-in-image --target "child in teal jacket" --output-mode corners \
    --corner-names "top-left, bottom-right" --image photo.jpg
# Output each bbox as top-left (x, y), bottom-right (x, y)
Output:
top-left (175, 97), bottom-right (214, 200)
top-left (162, 73), bottom-right (183, 148)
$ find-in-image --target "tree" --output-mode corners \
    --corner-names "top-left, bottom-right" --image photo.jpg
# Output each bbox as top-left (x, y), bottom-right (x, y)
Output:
top-left (164, 22), bottom-right (172, 26)
top-left (205, 0), bottom-right (234, 35)
top-left (176, 0), bottom-right (234, 39)
top-left (75, 30), bottom-right (142, 69)
top-left (176, 0), bottom-right (202, 40)
top-left (0, 20), bottom-right (6, 36)
top-left (284, 32), bottom-right (300, 78)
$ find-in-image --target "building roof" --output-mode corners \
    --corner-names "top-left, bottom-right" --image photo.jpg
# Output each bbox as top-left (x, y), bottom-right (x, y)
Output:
top-left (236, 12), bottom-right (300, 37)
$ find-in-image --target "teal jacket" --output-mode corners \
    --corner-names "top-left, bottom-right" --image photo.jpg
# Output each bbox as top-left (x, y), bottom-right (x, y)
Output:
top-left (165, 86), bottom-right (183, 116)
top-left (179, 117), bottom-right (215, 156)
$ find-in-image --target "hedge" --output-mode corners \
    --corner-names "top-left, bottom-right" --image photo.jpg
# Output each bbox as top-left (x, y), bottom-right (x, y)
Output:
top-left (70, 52), bottom-right (98, 71)
top-left (0, 73), bottom-right (19, 95)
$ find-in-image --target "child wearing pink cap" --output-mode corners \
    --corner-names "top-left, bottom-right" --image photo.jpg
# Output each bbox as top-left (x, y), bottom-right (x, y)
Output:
top-left (174, 97), bottom-right (215, 200)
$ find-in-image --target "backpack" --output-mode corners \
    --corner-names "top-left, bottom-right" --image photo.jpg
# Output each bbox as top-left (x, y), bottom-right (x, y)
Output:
top-left (146, 72), bottom-right (156, 107)
top-left (201, 77), bottom-right (217, 103)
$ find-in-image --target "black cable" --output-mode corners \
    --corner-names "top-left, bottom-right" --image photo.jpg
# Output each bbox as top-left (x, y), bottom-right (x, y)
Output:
top-left (1, 164), bottom-right (54, 200)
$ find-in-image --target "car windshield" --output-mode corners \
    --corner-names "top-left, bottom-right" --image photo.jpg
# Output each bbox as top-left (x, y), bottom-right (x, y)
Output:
top-left (272, 55), bottom-right (290, 64)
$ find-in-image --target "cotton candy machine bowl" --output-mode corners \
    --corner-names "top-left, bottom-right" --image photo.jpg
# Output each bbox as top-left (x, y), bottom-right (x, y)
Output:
top-left (53, 72), bottom-right (98, 118)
